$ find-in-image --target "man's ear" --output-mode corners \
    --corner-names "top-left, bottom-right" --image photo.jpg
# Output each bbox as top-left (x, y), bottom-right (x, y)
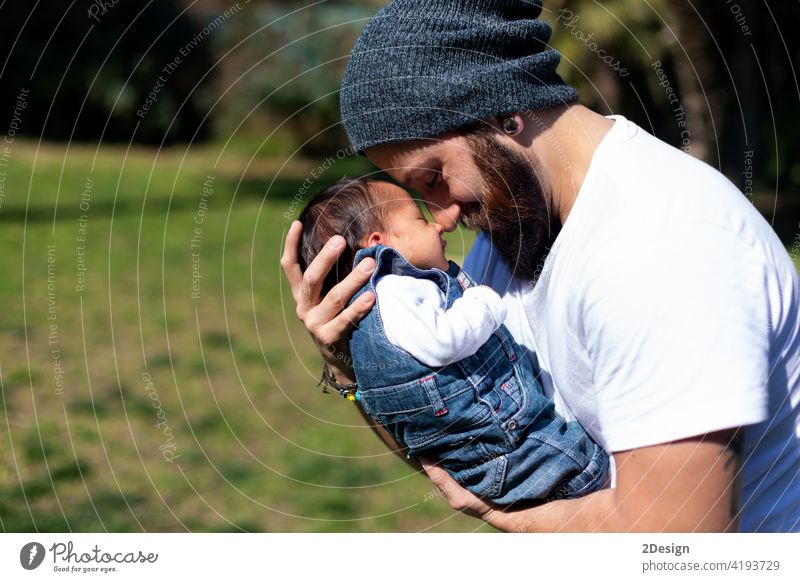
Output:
top-left (498, 113), bottom-right (524, 137)
top-left (366, 232), bottom-right (384, 247)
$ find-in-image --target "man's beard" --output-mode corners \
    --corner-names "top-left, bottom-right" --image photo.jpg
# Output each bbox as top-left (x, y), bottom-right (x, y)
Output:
top-left (460, 131), bottom-right (561, 283)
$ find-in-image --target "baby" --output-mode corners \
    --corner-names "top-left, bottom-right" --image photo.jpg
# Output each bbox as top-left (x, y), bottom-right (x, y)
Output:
top-left (299, 176), bottom-right (608, 505)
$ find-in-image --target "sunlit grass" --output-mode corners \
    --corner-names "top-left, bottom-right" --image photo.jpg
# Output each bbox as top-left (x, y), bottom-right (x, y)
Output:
top-left (0, 139), bottom-right (482, 532)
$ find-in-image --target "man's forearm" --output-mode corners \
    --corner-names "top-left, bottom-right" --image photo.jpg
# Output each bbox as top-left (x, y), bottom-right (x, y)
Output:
top-left (483, 488), bottom-right (614, 532)
top-left (482, 486), bottom-right (711, 533)
top-left (485, 431), bottom-right (742, 533)
top-left (325, 341), bottom-right (420, 472)
top-left (322, 341), bottom-right (358, 385)
top-left (355, 406), bottom-right (422, 472)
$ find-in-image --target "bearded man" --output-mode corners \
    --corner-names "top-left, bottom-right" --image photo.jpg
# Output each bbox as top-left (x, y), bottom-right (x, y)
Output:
top-left (281, 0), bottom-right (800, 532)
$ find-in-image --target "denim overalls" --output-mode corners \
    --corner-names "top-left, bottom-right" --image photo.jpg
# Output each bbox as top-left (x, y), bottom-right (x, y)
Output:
top-left (349, 245), bottom-right (608, 504)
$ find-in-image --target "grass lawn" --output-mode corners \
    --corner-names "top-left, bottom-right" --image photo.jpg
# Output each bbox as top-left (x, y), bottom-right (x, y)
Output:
top-left (0, 139), bottom-right (481, 532)
top-left (1, 139), bottom-right (797, 533)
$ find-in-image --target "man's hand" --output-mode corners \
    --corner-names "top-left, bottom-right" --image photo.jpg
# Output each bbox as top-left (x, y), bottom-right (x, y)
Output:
top-left (421, 458), bottom-right (500, 520)
top-left (283, 221), bottom-right (422, 469)
top-left (280, 221), bottom-right (376, 382)
top-left (422, 429), bottom-right (743, 532)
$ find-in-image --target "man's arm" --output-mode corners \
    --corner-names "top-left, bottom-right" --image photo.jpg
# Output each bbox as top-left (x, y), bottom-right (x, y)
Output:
top-left (281, 224), bottom-right (425, 471)
top-left (423, 429), bottom-right (743, 532)
top-left (355, 406), bottom-right (423, 473)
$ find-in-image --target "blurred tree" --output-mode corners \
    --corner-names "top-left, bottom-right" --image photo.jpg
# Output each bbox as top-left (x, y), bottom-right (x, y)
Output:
top-left (2, 0), bottom-right (797, 229)
top-left (210, 1), bottom-right (375, 155)
top-left (546, 0), bottom-right (669, 112)
top-left (545, 0), bottom-right (799, 221)
top-left (0, 0), bottom-right (216, 144)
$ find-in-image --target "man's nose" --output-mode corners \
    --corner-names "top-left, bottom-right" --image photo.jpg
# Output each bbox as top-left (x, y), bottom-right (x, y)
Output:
top-left (429, 203), bottom-right (461, 232)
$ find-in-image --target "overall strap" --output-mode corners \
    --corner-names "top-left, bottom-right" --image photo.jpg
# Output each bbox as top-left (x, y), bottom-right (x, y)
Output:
top-left (448, 261), bottom-right (477, 291)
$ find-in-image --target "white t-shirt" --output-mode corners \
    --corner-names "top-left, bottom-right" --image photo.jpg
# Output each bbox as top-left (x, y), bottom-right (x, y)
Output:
top-left (374, 274), bottom-right (507, 367)
top-left (464, 115), bottom-right (800, 532)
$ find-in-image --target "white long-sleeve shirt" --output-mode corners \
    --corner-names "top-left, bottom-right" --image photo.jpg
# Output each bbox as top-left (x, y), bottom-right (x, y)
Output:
top-left (374, 273), bottom-right (508, 367)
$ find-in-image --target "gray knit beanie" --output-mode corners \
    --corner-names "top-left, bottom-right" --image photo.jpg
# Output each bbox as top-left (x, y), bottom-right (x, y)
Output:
top-left (340, 0), bottom-right (577, 153)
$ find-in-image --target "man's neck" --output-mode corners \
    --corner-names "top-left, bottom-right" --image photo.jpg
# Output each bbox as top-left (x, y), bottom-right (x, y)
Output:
top-left (528, 104), bottom-right (614, 225)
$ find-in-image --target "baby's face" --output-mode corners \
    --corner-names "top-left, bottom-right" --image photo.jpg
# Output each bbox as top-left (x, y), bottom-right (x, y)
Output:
top-left (370, 182), bottom-right (449, 271)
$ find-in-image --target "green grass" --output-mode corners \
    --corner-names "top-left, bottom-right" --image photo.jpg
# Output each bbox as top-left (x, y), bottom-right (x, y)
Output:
top-left (4, 140), bottom-right (794, 533)
top-left (0, 139), bottom-right (482, 532)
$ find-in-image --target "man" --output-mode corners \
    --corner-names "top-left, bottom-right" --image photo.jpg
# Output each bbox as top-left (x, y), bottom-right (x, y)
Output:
top-left (281, 0), bottom-right (800, 531)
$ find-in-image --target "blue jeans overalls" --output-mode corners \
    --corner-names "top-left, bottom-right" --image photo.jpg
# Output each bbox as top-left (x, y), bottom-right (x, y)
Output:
top-left (349, 245), bottom-right (607, 504)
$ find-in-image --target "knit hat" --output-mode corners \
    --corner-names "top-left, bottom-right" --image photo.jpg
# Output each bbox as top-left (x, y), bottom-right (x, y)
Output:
top-left (340, 0), bottom-right (577, 153)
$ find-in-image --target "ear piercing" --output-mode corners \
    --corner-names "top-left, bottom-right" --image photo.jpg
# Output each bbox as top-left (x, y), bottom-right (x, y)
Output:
top-left (501, 116), bottom-right (522, 136)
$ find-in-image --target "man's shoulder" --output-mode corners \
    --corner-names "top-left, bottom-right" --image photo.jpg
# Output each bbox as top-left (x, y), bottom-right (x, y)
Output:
top-left (565, 120), bottom-right (780, 278)
top-left (589, 116), bottom-right (745, 217)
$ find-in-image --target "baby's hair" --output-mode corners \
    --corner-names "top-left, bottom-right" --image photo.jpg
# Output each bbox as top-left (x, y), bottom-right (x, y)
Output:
top-left (298, 176), bottom-right (388, 296)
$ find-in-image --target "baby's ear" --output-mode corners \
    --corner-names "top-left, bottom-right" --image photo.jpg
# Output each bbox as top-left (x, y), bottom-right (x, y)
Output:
top-left (366, 232), bottom-right (383, 247)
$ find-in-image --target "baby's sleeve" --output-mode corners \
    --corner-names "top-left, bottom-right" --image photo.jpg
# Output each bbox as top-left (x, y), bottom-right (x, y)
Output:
top-left (375, 275), bottom-right (507, 367)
